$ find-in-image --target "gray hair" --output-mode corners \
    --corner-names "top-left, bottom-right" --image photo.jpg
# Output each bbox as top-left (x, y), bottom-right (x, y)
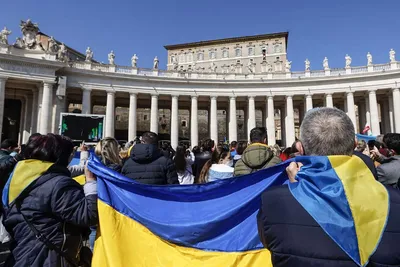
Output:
top-left (300, 107), bottom-right (355, 156)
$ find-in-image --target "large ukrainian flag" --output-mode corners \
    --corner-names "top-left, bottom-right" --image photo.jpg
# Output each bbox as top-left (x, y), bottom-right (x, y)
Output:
top-left (88, 154), bottom-right (389, 267)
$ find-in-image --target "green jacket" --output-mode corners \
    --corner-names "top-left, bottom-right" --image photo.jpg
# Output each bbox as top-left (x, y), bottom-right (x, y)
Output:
top-left (234, 143), bottom-right (282, 176)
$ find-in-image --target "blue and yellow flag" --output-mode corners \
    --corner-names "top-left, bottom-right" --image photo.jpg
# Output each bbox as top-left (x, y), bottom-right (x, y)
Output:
top-left (88, 154), bottom-right (389, 267)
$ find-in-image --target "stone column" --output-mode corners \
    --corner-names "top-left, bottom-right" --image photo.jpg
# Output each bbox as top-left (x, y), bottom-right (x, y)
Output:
top-left (325, 93), bottom-right (333, 108)
top-left (36, 86), bottom-right (43, 133)
top-left (285, 95), bottom-right (295, 147)
top-left (346, 92), bottom-right (357, 130)
top-left (81, 88), bottom-right (92, 114)
top-left (229, 96), bottom-right (237, 142)
top-left (358, 101), bottom-right (366, 134)
top-left (22, 96), bottom-right (32, 143)
top-left (31, 89), bottom-right (38, 134)
top-left (392, 88), bottom-right (400, 133)
top-left (247, 96), bottom-right (256, 141)
top-left (369, 90), bottom-right (381, 136)
top-left (39, 82), bottom-right (54, 134)
top-left (190, 96), bottom-right (198, 147)
top-left (18, 98), bottom-right (26, 144)
top-left (105, 91), bottom-right (115, 137)
top-left (305, 94), bottom-right (313, 111)
top-left (266, 96), bottom-right (276, 145)
top-left (210, 96), bottom-right (218, 143)
top-left (365, 95), bottom-right (371, 131)
top-left (388, 95), bottom-right (395, 133)
top-left (170, 95), bottom-right (179, 150)
top-left (128, 93), bottom-right (137, 141)
top-left (0, 77), bottom-right (7, 142)
top-left (150, 94), bottom-right (159, 133)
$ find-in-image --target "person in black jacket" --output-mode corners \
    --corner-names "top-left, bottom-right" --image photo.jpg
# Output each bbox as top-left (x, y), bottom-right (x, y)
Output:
top-left (122, 132), bottom-right (179, 185)
top-left (193, 139), bottom-right (214, 182)
top-left (2, 134), bottom-right (98, 267)
top-left (257, 108), bottom-right (400, 267)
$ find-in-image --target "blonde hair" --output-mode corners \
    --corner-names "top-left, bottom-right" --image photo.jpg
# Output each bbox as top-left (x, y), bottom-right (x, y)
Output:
top-left (95, 137), bottom-right (122, 166)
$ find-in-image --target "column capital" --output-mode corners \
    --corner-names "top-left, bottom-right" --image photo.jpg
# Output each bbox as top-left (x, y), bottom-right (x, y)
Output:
top-left (248, 96), bottom-right (255, 100)
top-left (151, 93), bottom-right (159, 98)
top-left (82, 87), bottom-right (92, 92)
top-left (210, 96), bottom-right (217, 101)
top-left (42, 80), bottom-right (56, 86)
top-left (129, 92), bottom-right (137, 96)
top-left (346, 91), bottom-right (354, 96)
top-left (325, 93), bottom-right (332, 97)
top-left (171, 94), bottom-right (179, 99)
top-left (391, 87), bottom-right (400, 92)
top-left (368, 89), bottom-right (377, 94)
top-left (106, 90), bottom-right (115, 95)
top-left (286, 95), bottom-right (293, 99)
top-left (267, 95), bottom-right (274, 100)
top-left (229, 96), bottom-right (236, 100)
top-left (305, 93), bottom-right (313, 97)
top-left (0, 76), bottom-right (8, 82)
top-left (191, 95), bottom-right (198, 100)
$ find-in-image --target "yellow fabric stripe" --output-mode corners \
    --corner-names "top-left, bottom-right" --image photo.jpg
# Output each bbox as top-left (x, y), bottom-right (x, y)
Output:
top-left (328, 155), bottom-right (389, 266)
top-left (93, 201), bottom-right (272, 267)
top-left (9, 160), bottom-right (53, 204)
top-left (73, 175), bottom-right (86, 185)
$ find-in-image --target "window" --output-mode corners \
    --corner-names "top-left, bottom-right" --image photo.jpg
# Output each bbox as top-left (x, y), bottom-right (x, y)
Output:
top-left (197, 52), bottom-right (204, 61)
top-left (274, 44), bottom-right (282, 53)
top-left (181, 120), bottom-right (187, 127)
top-left (115, 115), bottom-right (120, 121)
top-left (187, 52), bottom-right (193, 62)
top-left (209, 51), bottom-right (216, 59)
top-left (179, 53), bottom-right (185, 63)
top-left (222, 50), bottom-right (229, 58)
top-left (144, 115), bottom-right (148, 120)
top-left (248, 47), bottom-right (254, 56)
top-left (235, 48), bottom-right (242, 57)
top-left (170, 55), bottom-right (175, 64)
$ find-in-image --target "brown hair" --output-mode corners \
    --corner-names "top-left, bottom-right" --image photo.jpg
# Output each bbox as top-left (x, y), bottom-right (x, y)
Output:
top-left (198, 146), bottom-right (230, 184)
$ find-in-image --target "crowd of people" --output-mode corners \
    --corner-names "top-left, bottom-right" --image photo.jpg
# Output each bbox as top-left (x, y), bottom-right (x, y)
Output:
top-left (0, 107), bottom-right (399, 266)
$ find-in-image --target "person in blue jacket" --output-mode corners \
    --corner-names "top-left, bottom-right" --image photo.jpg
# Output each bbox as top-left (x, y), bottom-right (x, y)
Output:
top-left (2, 133), bottom-right (98, 267)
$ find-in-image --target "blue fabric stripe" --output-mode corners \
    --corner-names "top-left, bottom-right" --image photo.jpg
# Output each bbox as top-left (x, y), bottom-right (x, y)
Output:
top-left (288, 156), bottom-right (360, 265)
top-left (89, 155), bottom-right (290, 252)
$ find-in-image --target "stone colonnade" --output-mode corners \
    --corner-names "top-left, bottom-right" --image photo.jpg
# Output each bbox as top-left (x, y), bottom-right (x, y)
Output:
top-left (73, 87), bottom-right (400, 149)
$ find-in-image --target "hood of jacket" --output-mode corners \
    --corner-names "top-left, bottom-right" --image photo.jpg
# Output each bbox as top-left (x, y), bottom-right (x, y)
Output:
top-left (241, 143), bottom-right (274, 169)
top-left (130, 144), bottom-right (163, 163)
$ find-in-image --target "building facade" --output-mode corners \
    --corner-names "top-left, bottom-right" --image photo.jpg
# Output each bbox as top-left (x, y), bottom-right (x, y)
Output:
top-left (1, 20), bottom-right (400, 150)
top-left (165, 33), bottom-right (288, 74)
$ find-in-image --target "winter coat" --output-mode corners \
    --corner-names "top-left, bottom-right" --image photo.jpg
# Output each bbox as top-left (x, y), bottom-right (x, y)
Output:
top-left (257, 185), bottom-right (400, 267)
top-left (207, 164), bottom-right (234, 182)
top-left (2, 160), bottom-right (98, 267)
top-left (0, 150), bottom-right (22, 214)
top-left (234, 143), bottom-right (281, 176)
top-left (122, 144), bottom-right (179, 185)
top-left (377, 155), bottom-right (400, 186)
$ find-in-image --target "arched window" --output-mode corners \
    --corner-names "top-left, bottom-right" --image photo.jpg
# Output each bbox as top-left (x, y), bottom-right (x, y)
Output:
top-left (170, 55), bottom-right (175, 64)
top-left (187, 53), bottom-right (193, 62)
top-left (222, 50), bottom-right (229, 58)
top-left (248, 47), bottom-right (254, 56)
top-left (179, 53), bottom-right (185, 63)
top-left (209, 51), bottom-right (216, 59)
top-left (197, 52), bottom-right (204, 61)
top-left (235, 48), bottom-right (242, 57)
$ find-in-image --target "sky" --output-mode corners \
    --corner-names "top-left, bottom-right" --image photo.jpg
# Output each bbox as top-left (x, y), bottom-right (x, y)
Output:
top-left (1, 0), bottom-right (399, 71)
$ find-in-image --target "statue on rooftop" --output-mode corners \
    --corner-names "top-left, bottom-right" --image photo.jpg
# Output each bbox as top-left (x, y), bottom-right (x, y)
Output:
top-left (85, 47), bottom-right (93, 62)
top-left (367, 52), bottom-right (373, 66)
top-left (0, 27), bottom-right (12, 45)
top-left (285, 60), bottom-right (292, 72)
top-left (58, 43), bottom-right (68, 62)
top-left (345, 54), bottom-right (352, 68)
top-left (108, 50), bottom-right (115, 65)
top-left (305, 59), bottom-right (310, 71)
top-left (390, 49), bottom-right (396, 63)
top-left (19, 19), bottom-right (40, 49)
top-left (131, 54), bottom-right (138, 68)
top-left (153, 56), bottom-right (159, 69)
top-left (323, 57), bottom-right (329, 70)
top-left (47, 36), bottom-right (58, 53)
